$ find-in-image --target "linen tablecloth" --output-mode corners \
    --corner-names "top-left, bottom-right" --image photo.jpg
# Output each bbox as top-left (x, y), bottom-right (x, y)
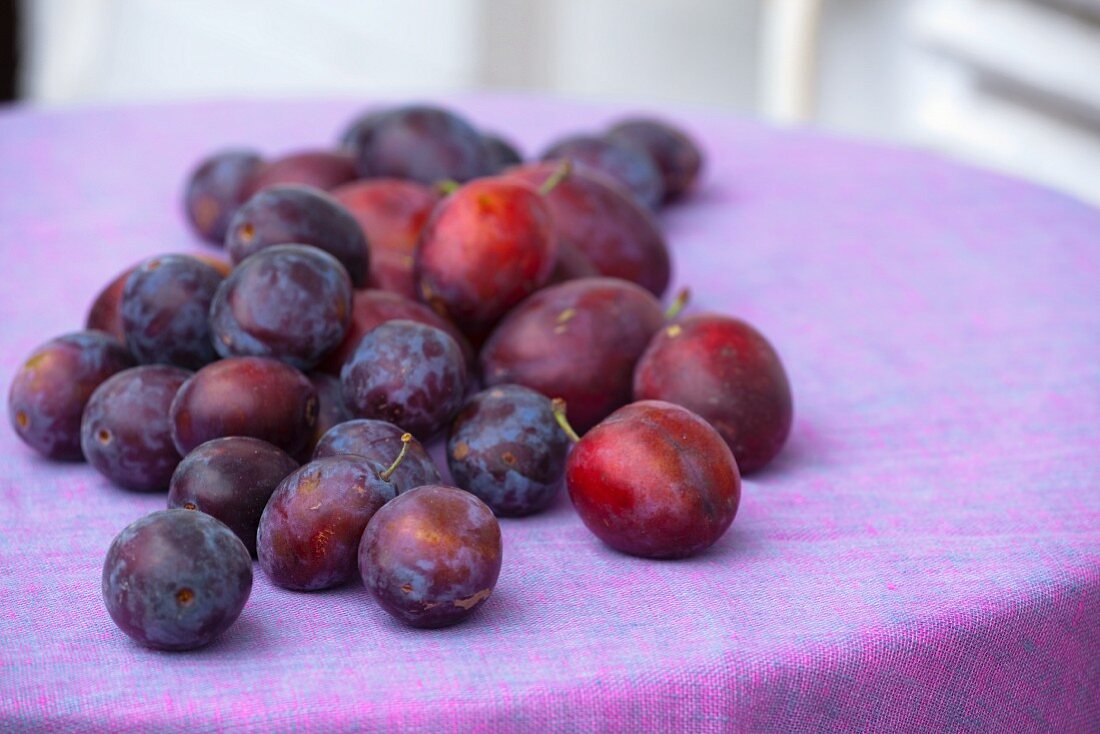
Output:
top-left (1, 95), bottom-right (1097, 733)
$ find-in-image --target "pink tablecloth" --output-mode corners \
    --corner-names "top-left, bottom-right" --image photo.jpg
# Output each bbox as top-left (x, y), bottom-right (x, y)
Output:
top-left (1, 95), bottom-right (1098, 733)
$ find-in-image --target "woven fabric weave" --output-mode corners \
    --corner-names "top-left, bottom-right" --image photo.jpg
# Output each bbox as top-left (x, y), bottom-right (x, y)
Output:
top-left (0, 95), bottom-right (1097, 733)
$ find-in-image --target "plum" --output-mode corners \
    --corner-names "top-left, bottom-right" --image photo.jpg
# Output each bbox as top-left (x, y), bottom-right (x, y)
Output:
top-left (8, 331), bottom-right (135, 460)
top-left (505, 162), bottom-right (669, 297)
top-left (540, 134), bottom-right (664, 210)
top-left (210, 244), bottom-right (352, 370)
top-left (565, 400), bottom-right (740, 558)
top-left (606, 117), bottom-right (703, 203)
top-left (170, 356), bottom-right (317, 456)
top-left (183, 149), bottom-right (264, 244)
top-left (447, 384), bottom-right (569, 516)
top-left (359, 484), bottom-right (501, 628)
top-left (314, 419), bottom-right (440, 493)
top-left (415, 177), bottom-right (556, 341)
top-left (301, 373), bottom-right (352, 459)
top-left (121, 255), bottom-right (223, 369)
top-left (329, 178), bottom-right (439, 299)
top-left (480, 278), bottom-right (665, 434)
top-left (168, 437), bottom-right (299, 556)
top-left (341, 320), bottom-right (468, 440)
top-left (316, 289), bottom-right (473, 376)
top-left (350, 105), bottom-right (491, 184)
top-left (102, 509), bottom-right (252, 650)
top-left (257, 452), bottom-right (404, 591)
top-left (244, 150), bottom-right (357, 196)
top-left (633, 315), bottom-right (793, 474)
top-left (225, 186), bottom-right (368, 287)
top-left (80, 366), bottom-right (190, 492)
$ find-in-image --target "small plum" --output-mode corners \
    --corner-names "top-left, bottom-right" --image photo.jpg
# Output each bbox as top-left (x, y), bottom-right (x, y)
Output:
top-left (120, 255), bottom-right (223, 369)
top-left (183, 149), bottom-right (264, 244)
top-left (351, 105), bottom-right (491, 184)
top-left (169, 356), bottom-right (318, 457)
top-left (505, 162), bottom-right (670, 297)
top-left (210, 244), bottom-right (352, 370)
top-left (341, 320), bottom-right (468, 440)
top-left (225, 186), bottom-right (369, 287)
top-left (564, 400), bottom-right (740, 558)
top-left (633, 314), bottom-right (793, 474)
top-left (447, 384), bottom-right (568, 516)
top-left (244, 150), bottom-right (357, 196)
top-left (313, 419), bottom-right (440, 493)
top-left (540, 134), bottom-right (664, 210)
top-left (257, 448), bottom-right (406, 591)
top-left (102, 509), bottom-right (252, 650)
top-left (415, 177), bottom-right (556, 342)
top-left (480, 278), bottom-right (665, 434)
top-left (8, 331), bottom-right (135, 460)
top-left (359, 485), bottom-right (502, 628)
top-left (81, 366), bottom-right (191, 492)
top-left (168, 437), bottom-right (299, 556)
top-left (606, 118), bottom-right (703, 204)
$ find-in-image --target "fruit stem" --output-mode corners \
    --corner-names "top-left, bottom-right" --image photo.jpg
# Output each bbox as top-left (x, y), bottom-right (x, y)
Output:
top-left (436, 179), bottom-right (461, 196)
top-left (539, 159), bottom-right (572, 196)
top-left (664, 287), bottom-right (691, 320)
top-left (550, 398), bottom-right (581, 443)
top-left (380, 433), bottom-right (413, 482)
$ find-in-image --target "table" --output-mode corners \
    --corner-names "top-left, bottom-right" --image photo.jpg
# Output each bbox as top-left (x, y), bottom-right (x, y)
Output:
top-left (1, 95), bottom-right (1097, 733)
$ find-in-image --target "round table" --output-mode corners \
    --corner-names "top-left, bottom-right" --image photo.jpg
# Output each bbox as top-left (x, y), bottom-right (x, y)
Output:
top-left (1, 95), bottom-right (1097, 733)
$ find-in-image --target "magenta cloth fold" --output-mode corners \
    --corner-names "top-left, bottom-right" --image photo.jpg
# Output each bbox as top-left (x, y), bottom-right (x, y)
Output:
top-left (0, 95), bottom-right (1097, 733)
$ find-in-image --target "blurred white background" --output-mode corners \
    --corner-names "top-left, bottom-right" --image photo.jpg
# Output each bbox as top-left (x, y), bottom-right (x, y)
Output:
top-left (16, 0), bottom-right (1100, 204)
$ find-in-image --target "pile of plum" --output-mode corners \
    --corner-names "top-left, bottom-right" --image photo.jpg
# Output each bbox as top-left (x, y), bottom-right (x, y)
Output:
top-left (8, 104), bottom-right (792, 651)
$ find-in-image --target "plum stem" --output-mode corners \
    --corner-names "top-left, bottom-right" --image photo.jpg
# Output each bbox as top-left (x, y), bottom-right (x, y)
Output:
top-left (380, 433), bottom-right (413, 482)
top-left (664, 287), bottom-right (691, 320)
top-left (436, 179), bottom-right (461, 196)
top-left (550, 398), bottom-right (581, 443)
top-left (539, 159), bottom-right (572, 196)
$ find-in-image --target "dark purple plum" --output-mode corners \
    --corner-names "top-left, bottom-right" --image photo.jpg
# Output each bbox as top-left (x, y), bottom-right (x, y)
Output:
top-left (483, 132), bottom-right (523, 172)
top-left (168, 437), bottom-right (299, 556)
top-left (341, 320), bottom-right (468, 440)
top-left (302, 373), bottom-right (352, 459)
top-left (183, 149), bottom-right (264, 244)
top-left (170, 356), bottom-right (318, 456)
top-left (350, 105), bottom-right (491, 184)
top-left (566, 400), bottom-right (740, 558)
top-left (102, 509), bottom-right (252, 651)
top-left (633, 314), bottom-right (793, 474)
top-left (257, 453), bottom-right (403, 591)
top-left (225, 186), bottom-right (369, 287)
top-left (210, 244), bottom-right (352, 370)
top-left (506, 163), bottom-right (670, 297)
top-left (80, 366), bottom-right (190, 492)
top-left (314, 419), bottom-right (440, 493)
top-left (447, 384), bottom-right (568, 516)
top-left (121, 255), bottom-right (223, 369)
top-left (87, 255), bottom-right (230, 343)
top-left (244, 150), bottom-right (357, 196)
top-left (8, 331), bottom-right (135, 460)
top-left (339, 107), bottom-right (391, 150)
top-left (415, 177), bottom-right (557, 343)
top-left (540, 134), bottom-right (664, 210)
top-left (359, 485), bottom-right (501, 628)
top-left (480, 278), bottom-right (666, 434)
top-left (316, 289), bottom-right (473, 376)
top-left (606, 118), bottom-right (703, 203)
top-left (329, 179), bottom-right (439, 299)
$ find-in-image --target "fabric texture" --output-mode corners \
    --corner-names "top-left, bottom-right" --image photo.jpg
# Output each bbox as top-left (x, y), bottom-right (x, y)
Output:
top-left (0, 95), bottom-right (1097, 733)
